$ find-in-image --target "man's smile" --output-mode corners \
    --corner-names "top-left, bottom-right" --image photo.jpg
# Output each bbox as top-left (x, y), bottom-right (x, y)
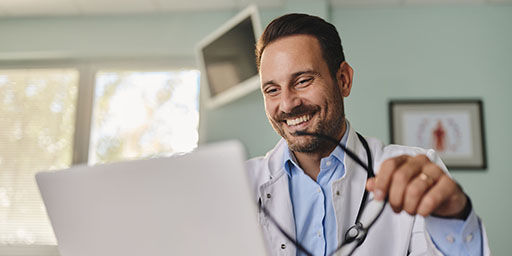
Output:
top-left (285, 114), bottom-right (311, 126)
top-left (281, 113), bottom-right (316, 133)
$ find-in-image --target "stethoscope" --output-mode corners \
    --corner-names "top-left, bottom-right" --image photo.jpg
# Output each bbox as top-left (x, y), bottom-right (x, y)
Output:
top-left (344, 133), bottom-right (374, 241)
top-left (259, 131), bottom-right (386, 256)
top-left (337, 132), bottom-right (385, 256)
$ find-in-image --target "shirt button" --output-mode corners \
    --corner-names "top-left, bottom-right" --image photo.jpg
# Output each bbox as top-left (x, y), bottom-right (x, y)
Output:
top-left (317, 231), bottom-right (322, 237)
top-left (326, 161), bottom-right (331, 166)
top-left (266, 193), bottom-right (271, 199)
top-left (465, 233), bottom-right (473, 242)
top-left (446, 235), bottom-right (455, 243)
top-left (317, 188), bottom-right (321, 193)
top-left (281, 244), bottom-right (286, 249)
top-left (336, 191), bottom-right (341, 196)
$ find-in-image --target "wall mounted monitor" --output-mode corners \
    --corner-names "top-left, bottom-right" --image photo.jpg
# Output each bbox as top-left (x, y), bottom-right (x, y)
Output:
top-left (196, 5), bottom-right (262, 109)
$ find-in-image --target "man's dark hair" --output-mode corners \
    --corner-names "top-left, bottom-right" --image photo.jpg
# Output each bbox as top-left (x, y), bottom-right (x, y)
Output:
top-left (255, 13), bottom-right (345, 79)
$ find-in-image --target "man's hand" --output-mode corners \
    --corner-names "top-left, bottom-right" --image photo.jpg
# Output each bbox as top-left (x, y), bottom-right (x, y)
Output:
top-left (366, 155), bottom-right (468, 219)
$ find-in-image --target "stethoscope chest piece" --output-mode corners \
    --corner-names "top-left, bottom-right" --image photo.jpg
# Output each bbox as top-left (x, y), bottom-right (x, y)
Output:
top-left (344, 222), bottom-right (366, 243)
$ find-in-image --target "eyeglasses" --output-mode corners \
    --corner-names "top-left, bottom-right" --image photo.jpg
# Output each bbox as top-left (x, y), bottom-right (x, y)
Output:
top-left (258, 131), bottom-right (388, 256)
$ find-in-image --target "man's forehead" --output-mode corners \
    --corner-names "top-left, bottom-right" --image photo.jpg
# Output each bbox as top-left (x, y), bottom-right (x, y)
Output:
top-left (259, 35), bottom-right (325, 82)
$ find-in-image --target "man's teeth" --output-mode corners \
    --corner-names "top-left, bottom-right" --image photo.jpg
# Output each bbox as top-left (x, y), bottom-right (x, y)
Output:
top-left (286, 115), bottom-right (311, 126)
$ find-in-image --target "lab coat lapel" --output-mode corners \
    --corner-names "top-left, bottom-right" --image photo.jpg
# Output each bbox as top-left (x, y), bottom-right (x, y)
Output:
top-left (259, 170), bottom-right (295, 236)
top-left (332, 126), bottom-right (369, 246)
top-left (259, 157), bottom-right (296, 256)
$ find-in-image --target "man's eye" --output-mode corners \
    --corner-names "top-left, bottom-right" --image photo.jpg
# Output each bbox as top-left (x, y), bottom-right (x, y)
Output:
top-left (297, 78), bottom-right (313, 86)
top-left (265, 87), bottom-right (279, 95)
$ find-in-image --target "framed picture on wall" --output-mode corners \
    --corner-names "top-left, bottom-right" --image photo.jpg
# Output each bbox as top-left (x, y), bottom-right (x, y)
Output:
top-left (389, 99), bottom-right (486, 169)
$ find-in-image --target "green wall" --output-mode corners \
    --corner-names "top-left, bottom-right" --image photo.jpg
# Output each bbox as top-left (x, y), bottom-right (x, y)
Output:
top-left (1, 4), bottom-right (510, 254)
top-left (332, 7), bottom-right (511, 255)
top-left (0, 10), bottom-right (240, 60)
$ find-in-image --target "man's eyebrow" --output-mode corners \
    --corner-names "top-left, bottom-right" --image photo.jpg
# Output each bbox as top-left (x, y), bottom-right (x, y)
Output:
top-left (291, 70), bottom-right (320, 79)
top-left (262, 70), bottom-right (320, 88)
top-left (262, 80), bottom-right (276, 88)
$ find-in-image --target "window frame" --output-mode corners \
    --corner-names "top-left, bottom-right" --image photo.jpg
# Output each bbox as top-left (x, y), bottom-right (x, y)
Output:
top-left (0, 57), bottom-right (198, 256)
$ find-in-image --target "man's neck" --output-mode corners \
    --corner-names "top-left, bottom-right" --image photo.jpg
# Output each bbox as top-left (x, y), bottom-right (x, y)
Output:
top-left (292, 121), bottom-right (347, 181)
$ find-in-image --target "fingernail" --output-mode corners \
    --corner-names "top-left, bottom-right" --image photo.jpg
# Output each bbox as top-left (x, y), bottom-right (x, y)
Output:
top-left (375, 189), bottom-right (384, 201)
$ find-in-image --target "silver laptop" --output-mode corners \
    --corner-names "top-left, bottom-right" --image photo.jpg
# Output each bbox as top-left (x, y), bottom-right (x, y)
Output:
top-left (36, 140), bottom-right (267, 256)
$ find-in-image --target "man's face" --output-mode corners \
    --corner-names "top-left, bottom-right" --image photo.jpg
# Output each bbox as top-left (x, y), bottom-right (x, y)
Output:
top-left (259, 35), bottom-right (347, 153)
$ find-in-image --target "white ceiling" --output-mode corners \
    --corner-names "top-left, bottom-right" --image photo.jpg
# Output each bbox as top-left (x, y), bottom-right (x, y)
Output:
top-left (0, 0), bottom-right (285, 17)
top-left (331, 0), bottom-right (512, 6)
top-left (0, 0), bottom-right (509, 17)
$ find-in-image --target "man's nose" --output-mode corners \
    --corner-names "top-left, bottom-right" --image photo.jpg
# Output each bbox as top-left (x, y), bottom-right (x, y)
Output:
top-left (280, 89), bottom-right (301, 113)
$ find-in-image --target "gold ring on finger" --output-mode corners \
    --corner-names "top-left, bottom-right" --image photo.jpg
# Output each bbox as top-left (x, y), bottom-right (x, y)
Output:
top-left (419, 172), bottom-right (434, 186)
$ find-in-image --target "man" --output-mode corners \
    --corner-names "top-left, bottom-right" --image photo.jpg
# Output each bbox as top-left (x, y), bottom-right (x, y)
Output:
top-left (246, 13), bottom-right (490, 256)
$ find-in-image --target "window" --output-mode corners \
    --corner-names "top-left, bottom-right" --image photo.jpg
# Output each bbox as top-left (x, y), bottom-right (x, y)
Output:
top-left (0, 64), bottom-right (200, 255)
top-left (89, 70), bottom-right (200, 164)
top-left (0, 69), bottom-right (79, 246)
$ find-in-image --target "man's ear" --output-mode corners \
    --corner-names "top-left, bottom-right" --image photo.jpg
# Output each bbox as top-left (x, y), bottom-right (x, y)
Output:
top-left (336, 61), bottom-right (353, 97)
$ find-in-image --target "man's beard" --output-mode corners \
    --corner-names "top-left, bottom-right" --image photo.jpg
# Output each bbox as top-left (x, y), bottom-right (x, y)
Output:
top-left (269, 102), bottom-right (345, 153)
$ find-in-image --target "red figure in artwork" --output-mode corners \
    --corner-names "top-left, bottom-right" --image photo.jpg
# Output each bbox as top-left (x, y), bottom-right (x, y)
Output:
top-left (433, 120), bottom-right (446, 152)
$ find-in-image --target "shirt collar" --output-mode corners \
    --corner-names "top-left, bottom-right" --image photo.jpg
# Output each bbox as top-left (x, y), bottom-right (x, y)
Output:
top-left (283, 121), bottom-right (350, 177)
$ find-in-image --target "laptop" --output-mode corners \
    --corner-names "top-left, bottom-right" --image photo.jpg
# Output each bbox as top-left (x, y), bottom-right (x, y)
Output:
top-left (36, 140), bottom-right (267, 256)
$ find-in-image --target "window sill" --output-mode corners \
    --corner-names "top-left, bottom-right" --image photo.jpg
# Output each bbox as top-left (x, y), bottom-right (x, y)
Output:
top-left (0, 245), bottom-right (59, 256)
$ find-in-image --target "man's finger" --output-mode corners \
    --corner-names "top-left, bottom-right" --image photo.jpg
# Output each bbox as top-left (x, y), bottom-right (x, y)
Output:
top-left (388, 155), bottom-right (429, 212)
top-left (401, 162), bottom-right (442, 214)
top-left (416, 175), bottom-right (457, 216)
top-left (402, 175), bottom-right (431, 215)
top-left (374, 155), bottom-right (409, 200)
top-left (366, 177), bottom-right (376, 192)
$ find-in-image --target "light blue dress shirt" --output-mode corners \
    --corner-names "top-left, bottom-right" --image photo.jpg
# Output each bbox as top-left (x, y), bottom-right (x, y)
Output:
top-left (282, 124), bottom-right (483, 256)
top-left (283, 124), bottom-right (350, 256)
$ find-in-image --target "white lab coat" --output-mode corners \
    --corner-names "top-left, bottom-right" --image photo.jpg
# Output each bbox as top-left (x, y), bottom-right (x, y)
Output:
top-left (245, 125), bottom-right (490, 256)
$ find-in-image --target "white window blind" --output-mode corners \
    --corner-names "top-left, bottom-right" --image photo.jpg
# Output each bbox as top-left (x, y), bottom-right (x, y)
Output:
top-left (0, 69), bottom-right (79, 246)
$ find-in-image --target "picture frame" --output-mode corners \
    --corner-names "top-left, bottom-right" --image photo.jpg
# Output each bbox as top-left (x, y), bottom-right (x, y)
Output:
top-left (389, 99), bottom-right (487, 170)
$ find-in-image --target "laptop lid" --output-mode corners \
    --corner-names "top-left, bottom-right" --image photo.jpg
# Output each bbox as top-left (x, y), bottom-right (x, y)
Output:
top-left (36, 140), bottom-right (267, 256)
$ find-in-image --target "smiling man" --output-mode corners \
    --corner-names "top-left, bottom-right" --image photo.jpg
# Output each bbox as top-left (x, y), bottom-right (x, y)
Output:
top-left (246, 14), bottom-right (490, 256)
